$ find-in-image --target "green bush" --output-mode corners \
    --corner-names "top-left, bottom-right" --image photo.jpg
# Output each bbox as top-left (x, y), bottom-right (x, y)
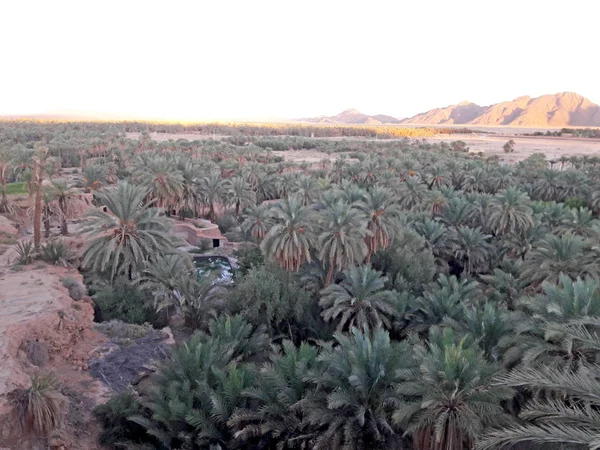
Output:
top-left (42, 240), bottom-right (75, 266)
top-left (92, 278), bottom-right (162, 327)
top-left (60, 275), bottom-right (87, 300)
top-left (95, 320), bottom-right (153, 345)
top-left (233, 245), bottom-right (264, 277)
top-left (15, 241), bottom-right (34, 265)
top-left (215, 212), bottom-right (238, 234)
top-left (93, 392), bottom-right (154, 449)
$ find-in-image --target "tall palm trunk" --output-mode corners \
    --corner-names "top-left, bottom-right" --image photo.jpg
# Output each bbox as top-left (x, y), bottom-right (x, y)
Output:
top-left (326, 262), bottom-right (335, 286)
top-left (33, 159), bottom-right (43, 251)
top-left (59, 198), bottom-right (68, 235)
top-left (43, 205), bottom-right (51, 238)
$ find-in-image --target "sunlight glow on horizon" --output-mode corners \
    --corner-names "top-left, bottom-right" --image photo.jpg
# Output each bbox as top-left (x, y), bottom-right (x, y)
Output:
top-left (1, 0), bottom-right (599, 121)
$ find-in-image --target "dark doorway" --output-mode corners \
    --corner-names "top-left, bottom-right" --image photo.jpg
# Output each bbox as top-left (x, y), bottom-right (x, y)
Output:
top-left (212, 239), bottom-right (220, 248)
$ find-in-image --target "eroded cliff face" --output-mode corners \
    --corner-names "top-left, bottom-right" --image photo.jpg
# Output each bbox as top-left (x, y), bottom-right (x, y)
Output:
top-left (0, 257), bottom-right (107, 449)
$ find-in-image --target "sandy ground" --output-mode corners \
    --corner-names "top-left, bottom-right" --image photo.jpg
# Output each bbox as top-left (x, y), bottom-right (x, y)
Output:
top-left (427, 134), bottom-right (600, 161)
top-left (132, 129), bottom-right (600, 163)
top-left (126, 131), bottom-right (227, 141)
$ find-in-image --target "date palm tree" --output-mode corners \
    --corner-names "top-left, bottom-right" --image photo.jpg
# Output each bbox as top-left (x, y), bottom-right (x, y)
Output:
top-left (425, 164), bottom-right (451, 190)
top-left (533, 169), bottom-right (562, 201)
top-left (394, 328), bottom-right (512, 450)
top-left (230, 341), bottom-right (319, 449)
top-left (136, 156), bottom-right (183, 210)
top-left (317, 200), bottom-right (368, 284)
top-left (487, 187), bottom-right (534, 236)
top-left (295, 174), bottom-right (317, 206)
top-left (319, 265), bottom-right (397, 332)
top-left (397, 176), bottom-right (427, 210)
top-left (358, 186), bottom-right (402, 262)
top-left (241, 204), bottom-right (272, 242)
top-left (261, 195), bottom-right (314, 271)
top-left (31, 146), bottom-right (51, 251)
top-left (557, 207), bottom-right (600, 238)
top-left (478, 363), bottom-right (600, 450)
top-left (224, 175), bottom-right (255, 218)
top-left (49, 179), bottom-right (79, 235)
top-left (0, 148), bottom-right (14, 214)
top-left (449, 226), bottom-right (492, 275)
top-left (175, 161), bottom-right (203, 218)
top-left (198, 170), bottom-right (225, 223)
top-left (82, 181), bottom-right (175, 280)
top-left (522, 234), bottom-right (597, 285)
top-left (300, 328), bottom-right (409, 450)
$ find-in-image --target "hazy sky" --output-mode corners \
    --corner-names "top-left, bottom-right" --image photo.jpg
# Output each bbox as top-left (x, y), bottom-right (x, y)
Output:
top-left (1, 0), bottom-right (598, 121)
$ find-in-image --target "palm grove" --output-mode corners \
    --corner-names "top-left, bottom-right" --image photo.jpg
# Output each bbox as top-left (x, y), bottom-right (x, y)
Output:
top-left (3, 121), bottom-right (600, 449)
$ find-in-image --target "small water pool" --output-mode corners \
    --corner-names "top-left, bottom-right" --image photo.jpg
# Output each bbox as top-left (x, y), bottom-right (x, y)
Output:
top-left (193, 256), bottom-right (233, 283)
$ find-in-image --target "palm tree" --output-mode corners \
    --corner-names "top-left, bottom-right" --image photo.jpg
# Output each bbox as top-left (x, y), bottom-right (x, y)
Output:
top-left (440, 197), bottom-right (475, 229)
top-left (294, 174), bottom-right (317, 206)
top-left (49, 179), bottom-right (78, 235)
top-left (317, 200), bottom-right (368, 284)
top-left (478, 363), bottom-right (600, 450)
top-left (411, 218), bottom-right (451, 264)
top-left (358, 186), bottom-right (402, 262)
top-left (480, 266), bottom-right (529, 310)
top-left (449, 226), bottom-right (492, 275)
top-left (522, 234), bottom-right (597, 284)
top-left (136, 156), bottom-right (183, 209)
top-left (397, 176), bottom-right (427, 210)
top-left (394, 327), bottom-right (512, 450)
top-left (486, 187), bottom-right (534, 235)
top-left (300, 328), bottom-right (409, 450)
top-left (224, 176), bottom-right (255, 218)
top-left (78, 164), bottom-right (106, 192)
top-left (0, 148), bottom-right (14, 214)
top-left (489, 165), bottom-right (515, 193)
top-left (425, 165), bottom-right (451, 190)
top-left (415, 275), bottom-right (480, 328)
top-left (175, 161), bottom-right (203, 218)
top-left (139, 254), bottom-right (194, 321)
top-left (461, 168), bottom-right (489, 193)
top-left (557, 207), bottom-right (600, 237)
top-left (31, 146), bottom-right (50, 251)
top-left (261, 195), bottom-right (314, 271)
top-left (241, 204), bottom-right (272, 242)
top-left (533, 169), bottom-right (562, 201)
top-left (82, 181), bottom-right (175, 279)
top-left (230, 341), bottom-right (319, 449)
top-left (198, 170), bottom-right (225, 223)
top-left (319, 265), bottom-right (397, 331)
top-left (132, 324), bottom-right (263, 450)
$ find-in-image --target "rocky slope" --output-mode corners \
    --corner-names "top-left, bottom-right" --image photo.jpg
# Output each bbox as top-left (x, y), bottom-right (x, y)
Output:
top-left (0, 234), bottom-right (106, 449)
top-left (401, 92), bottom-right (600, 127)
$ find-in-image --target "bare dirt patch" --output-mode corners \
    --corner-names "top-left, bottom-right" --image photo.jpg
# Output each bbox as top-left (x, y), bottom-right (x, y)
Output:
top-left (426, 134), bottom-right (600, 161)
top-left (126, 131), bottom-right (227, 141)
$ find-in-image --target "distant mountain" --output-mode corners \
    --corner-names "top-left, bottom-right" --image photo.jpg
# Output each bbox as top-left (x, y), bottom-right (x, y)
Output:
top-left (299, 108), bottom-right (402, 125)
top-left (401, 92), bottom-right (600, 127)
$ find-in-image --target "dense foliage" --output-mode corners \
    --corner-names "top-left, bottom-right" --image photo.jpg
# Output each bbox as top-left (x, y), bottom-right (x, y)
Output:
top-left (3, 120), bottom-right (600, 449)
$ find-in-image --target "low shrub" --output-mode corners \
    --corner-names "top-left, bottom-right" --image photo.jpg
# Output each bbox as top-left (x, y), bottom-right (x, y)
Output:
top-left (41, 240), bottom-right (75, 266)
top-left (60, 275), bottom-right (87, 300)
top-left (15, 241), bottom-right (34, 265)
top-left (215, 212), bottom-right (238, 234)
top-left (93, 278), bottom-right (162, 327)
top-left (233, 245), bottom-right (265, 277)
top-left (0, 231), bottom-right (17, 245)
top-left (95, 320), bottom-right (153, 345)
top-left (9, 374), bottom-right (63, 435)
top-left (93, 392), bottom-right (153, 449)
